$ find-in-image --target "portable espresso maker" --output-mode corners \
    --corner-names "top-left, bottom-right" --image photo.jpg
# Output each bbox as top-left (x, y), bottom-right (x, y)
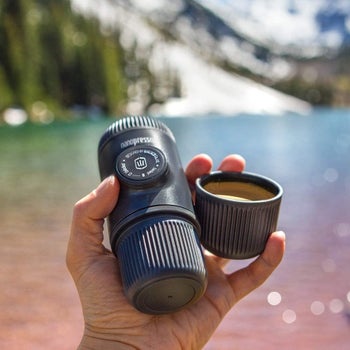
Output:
top-left (98, 116), bottom-right (283, 314)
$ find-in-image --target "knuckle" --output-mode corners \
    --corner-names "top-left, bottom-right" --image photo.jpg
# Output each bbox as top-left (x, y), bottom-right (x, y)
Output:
top-left (72, 194), bottom-right (93, 220)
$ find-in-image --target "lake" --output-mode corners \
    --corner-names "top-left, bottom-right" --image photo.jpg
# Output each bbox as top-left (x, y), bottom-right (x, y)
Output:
top-left (0, 109), bottom-right (349, 349)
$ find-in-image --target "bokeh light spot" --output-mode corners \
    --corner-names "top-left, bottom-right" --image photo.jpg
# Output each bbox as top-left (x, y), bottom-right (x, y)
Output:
top-left (310, 301), bottom-right (325, 316)
top-left (323, 168), bottom-right (338, 182)
top-left (329, 299), bottom-right (344, 314)
top-left (267, 291), bottom-right (282, 306)
top-left (282, 309), bottom-right (296, 324)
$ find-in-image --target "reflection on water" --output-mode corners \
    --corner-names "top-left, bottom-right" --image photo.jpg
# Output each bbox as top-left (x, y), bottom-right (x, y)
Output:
top-left (267, 291), bottom-right (282, 306)
top-left (1, 110), bottom-right (349, 349)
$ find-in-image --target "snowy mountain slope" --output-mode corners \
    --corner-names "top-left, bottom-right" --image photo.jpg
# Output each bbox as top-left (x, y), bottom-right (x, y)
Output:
top-left (119, 0), bottom-right (294, 80)
top-left (152, 44), bottom-right (311, 116)
top-left (72, 0), bottom-right (295, 81)
top-left (197, 0), bottom-right (350, 54)
top-left (71, 0), bottom-right (311, 116)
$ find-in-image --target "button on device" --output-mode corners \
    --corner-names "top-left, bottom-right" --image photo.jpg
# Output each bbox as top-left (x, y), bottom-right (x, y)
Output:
top-left (116, 146), bottom-right (167, 185)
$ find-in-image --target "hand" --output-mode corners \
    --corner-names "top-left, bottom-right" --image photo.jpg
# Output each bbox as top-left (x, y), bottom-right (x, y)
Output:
top-left (66, 154), bottom-right (285, 350)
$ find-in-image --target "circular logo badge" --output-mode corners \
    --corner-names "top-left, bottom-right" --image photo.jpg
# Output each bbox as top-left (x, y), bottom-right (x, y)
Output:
top-left (116, 146), bottom-right (167, 185)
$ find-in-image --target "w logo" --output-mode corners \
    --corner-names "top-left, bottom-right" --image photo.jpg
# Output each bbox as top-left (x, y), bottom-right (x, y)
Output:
top-left (134, 157), bottom-right (147, 170)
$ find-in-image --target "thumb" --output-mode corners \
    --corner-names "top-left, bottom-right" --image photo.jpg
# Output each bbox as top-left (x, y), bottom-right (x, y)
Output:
top-left (66, 176), bottom-right (120, 272)
top-left (75, 175), bottom-right (120, 222)
top-left (228, 231), bottom-right (286, 303)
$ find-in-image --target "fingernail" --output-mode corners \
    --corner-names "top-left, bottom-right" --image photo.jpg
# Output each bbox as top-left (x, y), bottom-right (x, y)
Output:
top-left (275, 231), bottom-right (286, 240)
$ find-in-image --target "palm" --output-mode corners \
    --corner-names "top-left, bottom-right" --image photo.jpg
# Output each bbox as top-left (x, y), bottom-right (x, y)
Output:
top-left (77, 249), bottom-right (234, 349)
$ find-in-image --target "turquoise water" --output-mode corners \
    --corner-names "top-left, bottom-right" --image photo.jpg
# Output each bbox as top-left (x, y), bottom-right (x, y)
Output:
top-left (1, 109), bottom-right (349, 349)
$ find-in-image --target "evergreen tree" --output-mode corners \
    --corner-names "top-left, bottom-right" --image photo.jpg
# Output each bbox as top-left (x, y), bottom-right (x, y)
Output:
top-left (0, 0), bottom-right (127, 118)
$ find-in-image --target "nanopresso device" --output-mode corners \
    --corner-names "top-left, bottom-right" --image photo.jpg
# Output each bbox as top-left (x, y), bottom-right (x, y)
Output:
top-left (98, 116), bottom-right (207, 314)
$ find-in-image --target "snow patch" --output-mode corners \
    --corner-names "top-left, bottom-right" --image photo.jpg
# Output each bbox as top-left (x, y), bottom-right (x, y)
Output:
top-left (150, 45), bottom-right (311, 116)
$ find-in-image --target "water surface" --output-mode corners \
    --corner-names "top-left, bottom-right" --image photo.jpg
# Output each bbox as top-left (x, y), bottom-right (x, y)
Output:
top-left (0, 109), bottom-right (349, 349)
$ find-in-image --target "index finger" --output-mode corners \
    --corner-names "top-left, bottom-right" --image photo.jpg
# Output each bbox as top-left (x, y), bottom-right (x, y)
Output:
top-left (185, 153), bottom-right (246, 188)
top-left (185, 153), bottom-right (213, 188)
top-left (218, 154), bottom-right (246, 172)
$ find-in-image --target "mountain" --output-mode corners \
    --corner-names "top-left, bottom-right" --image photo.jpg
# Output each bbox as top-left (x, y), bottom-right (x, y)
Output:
top-left (71, 0), bottom-right (350, 116)
top-left (198, 0), bottom-right (350, 55)
top-left (195, 0), bottom-right (350, 104)
top-left (111, 0), bottom-right (295, 81)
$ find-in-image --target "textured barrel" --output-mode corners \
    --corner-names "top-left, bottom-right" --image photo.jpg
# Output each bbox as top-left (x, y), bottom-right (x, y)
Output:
top-left (117, 217), bottom-right (207, 314)
top-left (195, 171), bottom-right (283, 259)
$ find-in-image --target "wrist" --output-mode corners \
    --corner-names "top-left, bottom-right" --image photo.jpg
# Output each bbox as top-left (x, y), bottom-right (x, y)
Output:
top-left (78, 333), bottom-right (138, 350)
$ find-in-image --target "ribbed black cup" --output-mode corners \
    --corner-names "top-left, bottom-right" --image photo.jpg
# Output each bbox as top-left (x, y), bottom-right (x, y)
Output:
top-left (195, 171), bottom-right (283, 259)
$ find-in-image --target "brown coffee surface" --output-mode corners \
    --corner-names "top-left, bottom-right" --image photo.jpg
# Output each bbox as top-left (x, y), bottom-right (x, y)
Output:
top-left (204, 181), bottom-right (275, 201)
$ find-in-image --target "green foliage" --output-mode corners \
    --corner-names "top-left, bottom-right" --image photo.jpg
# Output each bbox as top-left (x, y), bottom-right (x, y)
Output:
top-left (271, 78), bottom-right (334, 106)
top-left (0, 0), bottom-right (126, 118)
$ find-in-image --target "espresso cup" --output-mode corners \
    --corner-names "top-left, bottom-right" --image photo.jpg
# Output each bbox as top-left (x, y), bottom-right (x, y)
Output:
top-left (195, 171), bottom-right (283, 259)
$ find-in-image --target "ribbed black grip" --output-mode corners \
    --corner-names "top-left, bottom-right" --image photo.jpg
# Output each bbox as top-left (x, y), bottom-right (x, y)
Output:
top-left (196, 196), bottom-right (280, 259)
top-left (117, 218), bottom-right (207, 314)
top-left (98, 116), bottom-right (174, 151)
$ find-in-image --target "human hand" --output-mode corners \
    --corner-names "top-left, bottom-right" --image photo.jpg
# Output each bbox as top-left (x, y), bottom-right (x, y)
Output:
top-left (66, 154), bottom-right (285, 350)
